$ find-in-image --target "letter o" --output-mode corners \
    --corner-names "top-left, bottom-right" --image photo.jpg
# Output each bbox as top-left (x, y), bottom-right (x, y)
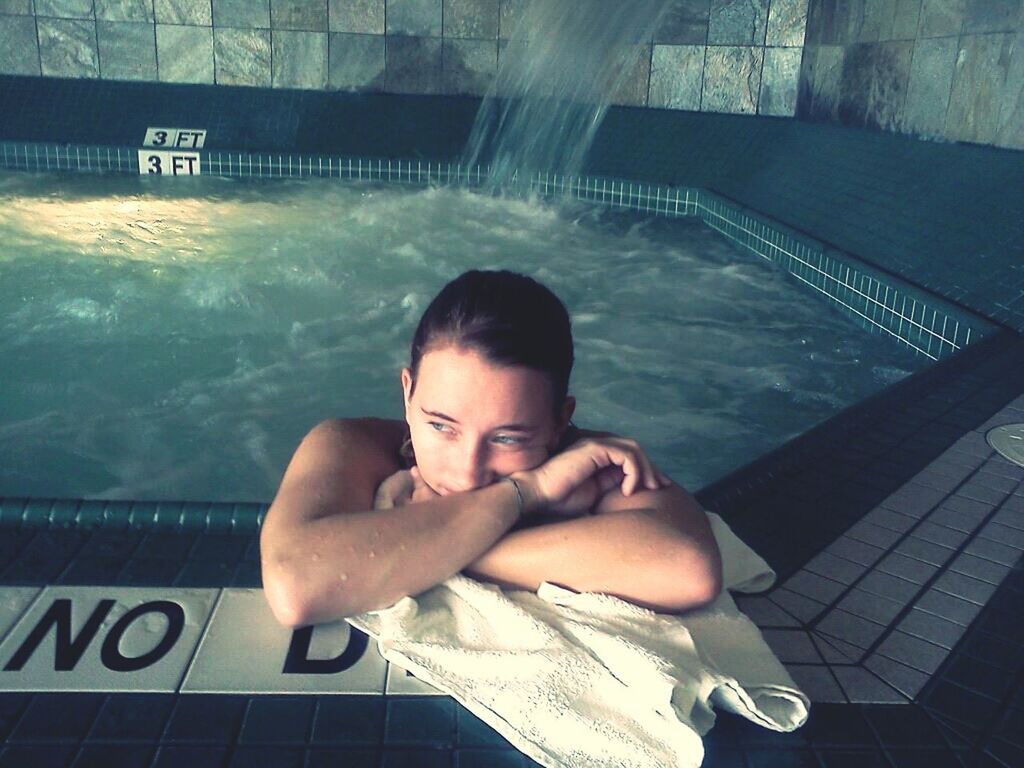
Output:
top-left (100, 600), bottom-right (185, 673)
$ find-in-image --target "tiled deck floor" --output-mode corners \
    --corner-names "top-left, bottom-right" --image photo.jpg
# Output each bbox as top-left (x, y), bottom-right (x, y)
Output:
top-left (0, 329), bottom-right (1022, 768)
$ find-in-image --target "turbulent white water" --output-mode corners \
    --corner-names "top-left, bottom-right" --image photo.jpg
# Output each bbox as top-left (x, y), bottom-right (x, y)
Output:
top-left (462, 0), bottom-right (672, 190)
top-left (0, 171), bottom-right (924, 501)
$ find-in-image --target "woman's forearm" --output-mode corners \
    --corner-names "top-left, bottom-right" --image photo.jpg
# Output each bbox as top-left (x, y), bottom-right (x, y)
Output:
top-left (264, 479), bottom-right (523, 625)
top-left (462, 509), bottom-right (716, 613)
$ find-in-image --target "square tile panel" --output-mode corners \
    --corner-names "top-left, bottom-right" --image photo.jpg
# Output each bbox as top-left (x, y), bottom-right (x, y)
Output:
top-left (927, 505), bottom-right (985, 533)
top-left (963, 536), bottom-right (1022, 566)
top-left (760, 629), bottom-right (822, 664)
top-left (836, 589), bottom-right (906, 626)
top-left (895, 609), bottom-right (967, 650)
top-left (856, 571), bottom-right (921, 604)
top-left (914, 589), bottom-right (983, 626)
top-left (844, 521), bottom-right (903, 550)
top-left (827, 537), bottom-right (887, 568)
top-left (862, 654), bottom-right (929, 699)
top-left (948, 553), bottom-right (1012, 585)
top-left (310, 696), bottom-right (386, 745)
top-left (977, 521), bottom-right (1024, 549)
top-left (180, 588), bottom-right (387, 694)
top-left (939, 495), bottom-right (991, 519)
top-left (832, 666), bottom-right (906, 704)
top-left (893, 536), bottom-right (956, 567)
top-left (8, 693), bottom-right (107, 742)
top-left (932, 570), bottom-right (998, 605)
top-left (782, 571), bottom-right (847, 604)
top-left (803, 552), bottom-right (866, 585)
top-left (0, 586), bottom-right (218, 692)
top-left (875, 631), bottom-right (949, 675)
top-left (972, 471), bottom-right (1022, 494)
top-left (386, 660), bottom-right (446, 696)
top-left (782, 664), bottom-right (846, 704)
top-left (733, 596), bottom-right (800, 627)
top-left (881, 483), bottom-right (949, 517)
top-left (993, 505), bottom-right (1024, 531)
top-left (862, 508), bottom-right (918, 534)
top-left (912, 521), bottom-right (970, 550)
top-left (816, 610), bottom-right (887, 650)
top-left (769, 589), bottom-right (829, 623)
top-left (237, 696), bottom-right (317, 744)
top-left (876, 553), bottom-right (939, 584)
top-left (812, 633), bottom-right (864, 664)
top-left (957, 480), bottom-right (1011, 506)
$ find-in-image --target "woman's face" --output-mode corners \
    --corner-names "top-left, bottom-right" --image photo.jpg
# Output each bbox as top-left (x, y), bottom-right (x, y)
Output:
top-left (401, 344), bottom-right (574, 496)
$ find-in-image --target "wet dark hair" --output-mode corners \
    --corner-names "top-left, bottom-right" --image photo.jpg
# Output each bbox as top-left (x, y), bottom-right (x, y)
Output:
top-left (408, 270), bottom-right (574, 421)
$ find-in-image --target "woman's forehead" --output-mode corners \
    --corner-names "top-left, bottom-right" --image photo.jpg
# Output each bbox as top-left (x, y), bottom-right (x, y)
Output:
top-left (415, 347), bottom-right (553, 416)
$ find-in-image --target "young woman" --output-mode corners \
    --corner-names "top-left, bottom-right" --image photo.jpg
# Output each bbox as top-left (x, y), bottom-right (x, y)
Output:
top-left (260, 270), bottom-right (722, 627)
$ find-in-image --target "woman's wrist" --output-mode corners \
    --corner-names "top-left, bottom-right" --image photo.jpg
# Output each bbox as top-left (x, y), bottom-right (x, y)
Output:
top-left (507, 471), bottom-right (542, 516)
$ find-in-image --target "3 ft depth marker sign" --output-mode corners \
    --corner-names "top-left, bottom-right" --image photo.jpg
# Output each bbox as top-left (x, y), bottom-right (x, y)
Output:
top-left (138, 127), bottom-right (206, 176)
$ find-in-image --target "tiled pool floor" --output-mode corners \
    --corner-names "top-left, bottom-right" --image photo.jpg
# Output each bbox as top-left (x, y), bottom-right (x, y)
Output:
top-left (0, 330), bottom-right (1022, 768)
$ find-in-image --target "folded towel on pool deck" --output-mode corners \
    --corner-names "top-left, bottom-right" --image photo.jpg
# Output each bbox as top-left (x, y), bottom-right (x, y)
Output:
top-left (344, 512), bottom-right (809, 768)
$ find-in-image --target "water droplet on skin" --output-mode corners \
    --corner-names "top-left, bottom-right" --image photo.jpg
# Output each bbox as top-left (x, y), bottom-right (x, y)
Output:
top-left (368, 550), bottom-right (376, 559)
top-left (399, 543), bottom-right (406, 551)
top-left (339, 573), bottom-right (348, 582)
top-left (312, 553), bottom-right (320, 561)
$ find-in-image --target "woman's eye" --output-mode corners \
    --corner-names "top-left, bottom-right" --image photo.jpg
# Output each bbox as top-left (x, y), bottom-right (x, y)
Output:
top-left (428, 422), bottom-right (449, 433)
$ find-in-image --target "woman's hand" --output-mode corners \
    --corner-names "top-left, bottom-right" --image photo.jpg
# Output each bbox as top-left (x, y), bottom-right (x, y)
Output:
top-left (512, 436), bottom-right (670, 517)
top-left (373, 466), bottom-right (439, 510)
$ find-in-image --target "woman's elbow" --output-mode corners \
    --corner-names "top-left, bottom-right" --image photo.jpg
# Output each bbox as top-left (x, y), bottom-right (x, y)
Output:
top-left (692, 560), bottom-right (724, 608)
top-left (666, 544), bottom-right (723, 613)
top-left (261, 554), bottom-right (370, 627)
top-left (262, 561), bottom-right (312, 628)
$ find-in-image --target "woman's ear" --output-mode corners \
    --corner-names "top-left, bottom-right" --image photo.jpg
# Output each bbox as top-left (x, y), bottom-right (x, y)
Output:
top-left (560, 396), bottom-right (576, 430)
top-left (551, 395), bottom-right (576, 448)
top-left (401, 368), bottom-right (413, 413)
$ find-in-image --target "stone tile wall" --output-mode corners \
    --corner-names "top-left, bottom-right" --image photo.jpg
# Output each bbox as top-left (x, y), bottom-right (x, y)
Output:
top-left (0, 0), bottom-right (807, 117)
top-left (800, 0), bottom-right (1023, 151)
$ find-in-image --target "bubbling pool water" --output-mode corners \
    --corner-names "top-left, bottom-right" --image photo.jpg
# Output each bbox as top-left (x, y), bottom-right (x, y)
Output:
top-left (0, 171), bottom-right (925, 501)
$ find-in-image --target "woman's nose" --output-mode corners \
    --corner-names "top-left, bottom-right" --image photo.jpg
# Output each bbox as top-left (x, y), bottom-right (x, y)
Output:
top-left (450, 445), bottom-right (493, 492)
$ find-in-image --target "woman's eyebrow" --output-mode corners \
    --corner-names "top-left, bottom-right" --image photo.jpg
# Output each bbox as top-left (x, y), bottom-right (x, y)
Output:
top-left (420, 407), bottom-right (535, 432)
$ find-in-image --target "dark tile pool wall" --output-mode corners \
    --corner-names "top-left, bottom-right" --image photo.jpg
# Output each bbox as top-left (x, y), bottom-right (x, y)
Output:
top-left (3, 0), bottom-right (1021, 155)
top-left (0, 0), bottom-right (807, 116)
top-left (801, 0), bottom-right (1024, 151)
top-left (592, 106), bottom-right (1024, 333)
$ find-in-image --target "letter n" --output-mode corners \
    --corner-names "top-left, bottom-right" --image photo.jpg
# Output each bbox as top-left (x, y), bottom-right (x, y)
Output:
top-left (4, 599), bottom-right (115, 672)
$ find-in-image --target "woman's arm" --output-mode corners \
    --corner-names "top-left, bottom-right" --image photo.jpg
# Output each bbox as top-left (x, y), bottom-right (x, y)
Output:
top-left (463, 480), bottom-right (723, 614)
top-left (260, 418), bottom-right (528, 626)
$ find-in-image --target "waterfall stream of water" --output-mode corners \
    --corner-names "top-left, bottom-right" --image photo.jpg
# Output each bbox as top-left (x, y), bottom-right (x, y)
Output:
top-left (461, 0), bottom-right (673, 193)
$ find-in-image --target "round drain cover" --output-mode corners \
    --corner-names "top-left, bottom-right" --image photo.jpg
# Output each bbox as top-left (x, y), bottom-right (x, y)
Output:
top-left (986, 424), bottom-right (1024, 468)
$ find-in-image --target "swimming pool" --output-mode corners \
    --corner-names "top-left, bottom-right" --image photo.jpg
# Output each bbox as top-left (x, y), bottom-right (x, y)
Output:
top-left (0, 168), bottom-right (926, 502)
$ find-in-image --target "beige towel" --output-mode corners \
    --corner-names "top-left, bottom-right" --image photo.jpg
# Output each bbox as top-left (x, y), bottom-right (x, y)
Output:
top-left (345, 512), bottom-right (809, 768)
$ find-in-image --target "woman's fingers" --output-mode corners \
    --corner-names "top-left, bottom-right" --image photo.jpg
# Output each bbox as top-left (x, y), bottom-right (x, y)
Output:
top-left (608, 441), bottom-right (665, 496)
top-left (620, 449), bottom-right (642, 496)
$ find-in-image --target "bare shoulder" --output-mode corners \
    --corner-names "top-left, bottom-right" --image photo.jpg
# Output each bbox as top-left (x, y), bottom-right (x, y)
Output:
top-left (302, 417), bottom-right (406, 454)
top-left (267, 417), bottom-right (408, 527)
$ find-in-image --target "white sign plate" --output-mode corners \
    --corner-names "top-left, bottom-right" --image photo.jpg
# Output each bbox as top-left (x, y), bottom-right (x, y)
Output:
top-left (180, 588), bottom-right (388, 695)
top-left (143, 128), bottom-right (206, 149)
top-left (0, 588), bottom-right (42, 646)
top-left (138, 149), bottom-right (201, 176)
top-left (0, 586), bottom-right (218, 692)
